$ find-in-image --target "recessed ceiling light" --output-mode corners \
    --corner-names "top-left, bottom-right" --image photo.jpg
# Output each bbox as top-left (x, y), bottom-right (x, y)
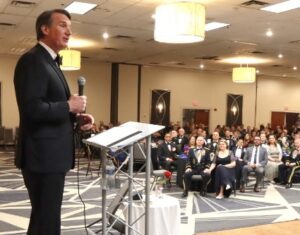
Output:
top-left (256, 70), bottom-right (260, 74)
top-left (293, 66), bottom-right (298, 70)
top-left (221, 56), bottom-right (271, 64)
top-left (266, 29), bottom-right (273, 37)
top-left (65, 1), bottom-right (97, 15)
top-left (200, 64), bottom-right (204, 69)
top-left (278, 53), bottom-right (283, 58)
top-left (205, 22), bottom-right (229, 31)
top-left (102, 32), bottom-right (109, 39)
top-left (261, 0), bottom-right (300, 13)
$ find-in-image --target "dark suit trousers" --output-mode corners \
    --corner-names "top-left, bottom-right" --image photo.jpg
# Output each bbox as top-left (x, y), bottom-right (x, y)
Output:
top-left (22, 169), bottom-right (66, 235)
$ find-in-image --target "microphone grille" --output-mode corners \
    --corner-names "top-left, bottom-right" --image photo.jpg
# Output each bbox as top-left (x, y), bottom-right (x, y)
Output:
top-left (78, 76), bottom-right (86, 86)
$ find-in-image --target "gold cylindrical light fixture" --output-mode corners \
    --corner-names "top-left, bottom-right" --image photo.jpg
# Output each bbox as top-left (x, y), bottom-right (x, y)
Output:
top-left (232, 67), bottom-right (256, 83)
top-left (154, 1), bottom-right (205, 43)
top-left (59, 49), bottom-right (81, 70)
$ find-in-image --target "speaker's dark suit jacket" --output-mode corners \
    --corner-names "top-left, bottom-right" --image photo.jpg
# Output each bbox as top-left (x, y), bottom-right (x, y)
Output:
top-left (14, 44), bottom-right (75, 173)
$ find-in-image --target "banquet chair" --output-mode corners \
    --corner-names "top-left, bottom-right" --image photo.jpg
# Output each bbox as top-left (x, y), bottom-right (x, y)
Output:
top-left (246, 170), bottom-right (266, 189)
top-left (190, 175), bottom-right (211, 196)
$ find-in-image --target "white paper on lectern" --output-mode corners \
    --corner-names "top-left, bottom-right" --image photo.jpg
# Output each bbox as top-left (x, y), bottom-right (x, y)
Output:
top-left (83, 121), bottom-right (165, 151)
top-left (84, 125), bottom-right (141, 149)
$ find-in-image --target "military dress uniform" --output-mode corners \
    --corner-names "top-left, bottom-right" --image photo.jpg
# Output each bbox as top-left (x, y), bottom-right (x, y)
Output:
top-left (278, 148), bottom-right (300, 188)
top-left (182, 147), bottom-right (211, 197)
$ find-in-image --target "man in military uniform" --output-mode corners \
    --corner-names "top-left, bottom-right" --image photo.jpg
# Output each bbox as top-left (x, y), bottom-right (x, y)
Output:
top-left (182, 136), bottom-right (211, 197)
top-left (278, 138), bottom-right (300, 188)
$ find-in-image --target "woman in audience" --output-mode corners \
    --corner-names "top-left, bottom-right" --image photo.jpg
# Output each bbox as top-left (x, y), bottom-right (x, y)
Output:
top-left (189, 136), bottom-right (196, 149)
top-left (265, 134), bottom-right (283, 182)
top-left (205, 139), bottom-right (236, 199)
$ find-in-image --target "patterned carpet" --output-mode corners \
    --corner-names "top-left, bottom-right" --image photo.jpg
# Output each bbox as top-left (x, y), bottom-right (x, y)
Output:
top-left (0, 150), bottom-right (299, 235)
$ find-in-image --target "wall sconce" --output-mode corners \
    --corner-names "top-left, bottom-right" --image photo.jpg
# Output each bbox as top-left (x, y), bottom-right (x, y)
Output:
top-left (154, 1), bottom-right (205, 43)
top-left (231, 106), bottom-right (237, 116)
top-left (59, 49), bottom-right (81, 70)
top-left (232, 66), bottom-right (256, 83)
top-left (156, 102), bottom-right (164, 113)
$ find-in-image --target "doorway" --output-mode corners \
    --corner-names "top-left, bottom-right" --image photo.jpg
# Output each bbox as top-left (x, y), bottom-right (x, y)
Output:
top-left (271, 111), bottom-right (299, 130)
top-left (182, 109), bottom-right (210, 132)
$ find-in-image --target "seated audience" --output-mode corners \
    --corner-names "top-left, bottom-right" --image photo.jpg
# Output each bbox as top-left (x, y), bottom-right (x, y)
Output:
top-left (189, 136), bottom-right (196, 149)
top-left (265, 134), bottom-right (283, 182)
top-left (240, 136), bottom-right (268, 193)
top-left (278, 138), bottom-right (300, 188)
top-left (206, 139), bottom-right (236, 199)
top-left (233, 138), bottom-right (246, 188)
top-left (157, 133), bottom-right (177, 171)
top-left (173, 128), bottom-right (189, 154)
top-left (182, 136), bottom-right (211, 197)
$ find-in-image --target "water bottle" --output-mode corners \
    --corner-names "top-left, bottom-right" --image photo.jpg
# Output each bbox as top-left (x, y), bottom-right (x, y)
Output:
top-left (106, 159), bottom-right (116, 189)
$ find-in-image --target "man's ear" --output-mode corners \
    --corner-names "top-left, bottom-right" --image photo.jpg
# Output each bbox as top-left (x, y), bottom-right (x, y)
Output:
top-left (41, 25), bottom-right (49, 36)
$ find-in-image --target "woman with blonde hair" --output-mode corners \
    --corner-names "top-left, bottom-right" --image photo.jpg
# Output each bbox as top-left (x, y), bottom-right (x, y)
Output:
top-left (205, 139), bottom-right (236, 199)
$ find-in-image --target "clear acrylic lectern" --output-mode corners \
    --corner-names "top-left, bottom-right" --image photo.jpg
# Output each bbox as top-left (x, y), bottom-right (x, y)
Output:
top-left (83, 121), bottom-right (164, 235)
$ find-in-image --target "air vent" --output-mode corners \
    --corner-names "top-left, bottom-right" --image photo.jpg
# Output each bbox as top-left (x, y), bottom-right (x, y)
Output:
top-left (10, 0), bottom-right (37, 8)
top-left (19, 37), bottom-right (36, 44)
top-left (241, 0), bottom-right (268, 6)
top-left (149, 62), bottom-right (159, 65)
top-left (251, 50), bottom-right (264, 54)
top-left (0, 22), bottom-right (16, 30)
top-left (112, 35), bottom-right (134, 40)
top-left (10, 47), bottom-right (27, 54)
top-left (194, 56), bottom-right (219, 60)
top-left (103, 47), bottom-right (119, 51)
top-left (0, 22), bottom-right (16, 27)
top-left (272, 64), bottom-right (283, 67)
top-left (289, 39), bottom-right (300, 44)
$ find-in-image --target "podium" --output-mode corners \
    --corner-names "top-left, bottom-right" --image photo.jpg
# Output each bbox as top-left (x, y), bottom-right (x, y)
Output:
top-left (83, 121), bottom-right (164, 235)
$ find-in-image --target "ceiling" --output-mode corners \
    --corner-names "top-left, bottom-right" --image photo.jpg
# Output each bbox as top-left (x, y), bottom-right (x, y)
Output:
top-left (1, 0), bottom-right (300, 79)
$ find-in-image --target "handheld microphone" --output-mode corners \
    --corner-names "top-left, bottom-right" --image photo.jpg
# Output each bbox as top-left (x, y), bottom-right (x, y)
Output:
top-left (78, 76), bottom-right (86, 96)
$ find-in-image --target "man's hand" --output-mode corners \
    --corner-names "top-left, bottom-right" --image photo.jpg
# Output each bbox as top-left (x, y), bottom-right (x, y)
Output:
top-left (250, 163), bottom-right (256, 169)
top-left (68, 94), bottom-right (86, 113)
top-left (77, 113), bottom-right (94, 131)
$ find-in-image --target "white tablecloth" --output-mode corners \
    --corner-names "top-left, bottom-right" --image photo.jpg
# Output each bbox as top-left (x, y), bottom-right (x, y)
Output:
top-left (125, 194), bottom-right (181, 235)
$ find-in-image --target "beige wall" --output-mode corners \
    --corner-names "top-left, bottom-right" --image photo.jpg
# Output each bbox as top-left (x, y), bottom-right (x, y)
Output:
top-left (140, 66), bottom-right (257, 131)
top-left (1, 56), bottom-right (300, 132)
top-left (118, 64), bottom-right (138, 123)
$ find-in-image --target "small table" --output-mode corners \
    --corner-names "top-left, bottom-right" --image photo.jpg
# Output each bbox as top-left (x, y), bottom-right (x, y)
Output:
top-left (125, 194), bottom-right (181, 235)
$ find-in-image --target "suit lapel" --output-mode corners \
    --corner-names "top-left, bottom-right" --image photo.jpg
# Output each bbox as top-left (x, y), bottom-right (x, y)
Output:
top-left (48, 57), bottom-right (71, 98)
top-left (37, 44), bottom-right (71, 98)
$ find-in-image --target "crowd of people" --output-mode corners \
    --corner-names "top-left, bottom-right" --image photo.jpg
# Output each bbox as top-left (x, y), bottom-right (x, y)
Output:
top-left (82, 121), bottom-right (300, 200)
top-left (154, 122), bottom-right (300, 199)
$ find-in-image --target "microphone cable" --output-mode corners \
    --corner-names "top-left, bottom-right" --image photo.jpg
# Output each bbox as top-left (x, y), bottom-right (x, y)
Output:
top-left (74, 130), bottom-right (89, 235)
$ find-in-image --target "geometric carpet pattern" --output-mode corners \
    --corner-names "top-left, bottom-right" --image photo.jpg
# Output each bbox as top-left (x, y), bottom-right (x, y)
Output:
top-left (0, 151), bottom-right (299, 235)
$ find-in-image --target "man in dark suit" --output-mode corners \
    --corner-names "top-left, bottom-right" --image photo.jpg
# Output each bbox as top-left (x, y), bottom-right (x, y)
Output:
top-left (13, 9), bottom-right (94, 235)
top-left (173, 128), bottom-right (189, 154)
top-left (232, 138), bottom-right (246, 189)
top-left (240, 136), bottom-right (268, 193)
top-left (157, 133), bottom-right (177, 171)
top-left (182, 136), bottom-right (211, 197)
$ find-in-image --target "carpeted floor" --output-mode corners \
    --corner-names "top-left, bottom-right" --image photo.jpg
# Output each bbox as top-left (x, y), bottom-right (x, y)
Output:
top-left (198, 220), bottom-right (300, 235)
top-left (0, 150), bottom-right (299, 235)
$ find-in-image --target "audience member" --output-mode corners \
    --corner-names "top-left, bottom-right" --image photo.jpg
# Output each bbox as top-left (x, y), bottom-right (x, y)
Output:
top-left (278, 138), bottom-right (300, 188)
top-left (265, 134), bottom-right (283, 182)
top-left (182, 136), bottom-right (211, 197)
top-left (206, 139), bottom-right (236, 199)
top-left (240, 136), bottom-right (268, 193)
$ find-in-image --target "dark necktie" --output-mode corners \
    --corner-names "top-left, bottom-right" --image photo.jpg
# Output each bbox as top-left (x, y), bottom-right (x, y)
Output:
top-left (54, 55), bottom-right (62, 66)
